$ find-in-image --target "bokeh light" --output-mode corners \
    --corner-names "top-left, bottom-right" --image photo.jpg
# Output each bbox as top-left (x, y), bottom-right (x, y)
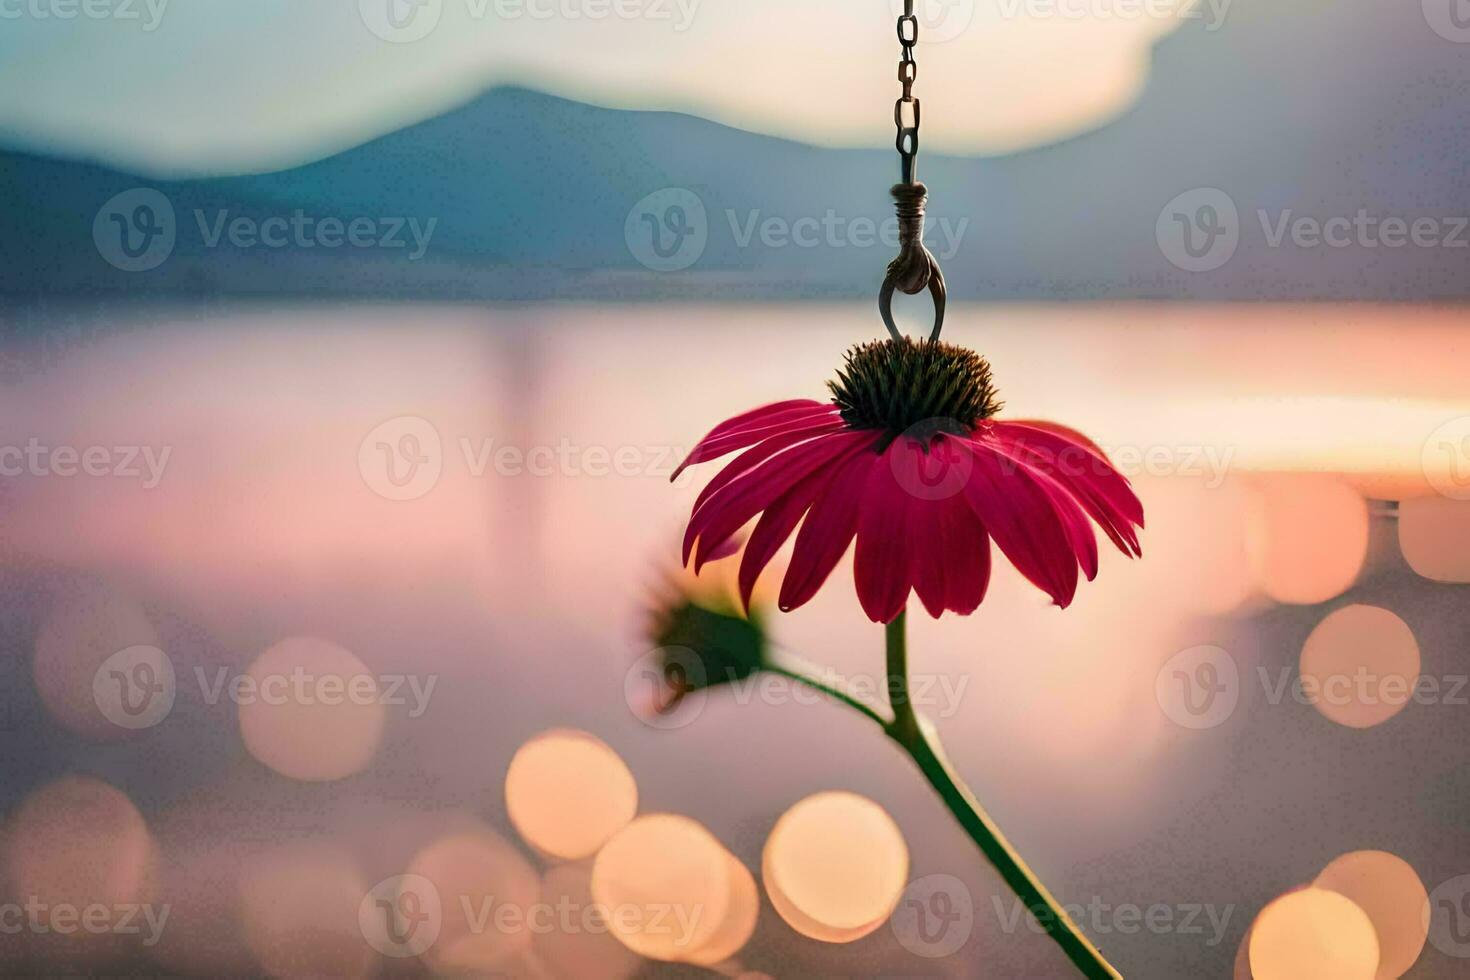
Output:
top-left (505, 728), bottom-right (638, 860)
top-left (1299, 605), bottom-right (1420, 729)
top-left (1, 776), bottom-right (155, 962)
top-left (237, 841), bottom-right (374, 979)
top-left (533, 863), bottom-right (643, 980)
top-left (1246, 476), bottom-right (1369, 605)
top-left (405, 827), bottom-right (541, 974)
top-left (237, 636), bottom-right (385, 781)
top-left (32, 584), bottom-right (160, 739)
top-left (1314, 850), bottom-right (1428, 979)
top-left (684, 849), bottom-right (760, 967)
top-left (147, 838), bottom-right (261, 976)
top-left (761, 791), bottom-right (908, 943)
top-left (590, 813), bottom-right (730, 961)
top-left (1234, 924), bottom-right (1255, 979)
top-left (1248, 887), bottom-right (1379, 980)
top-left (1397, 496), bottom-right (1470, 583)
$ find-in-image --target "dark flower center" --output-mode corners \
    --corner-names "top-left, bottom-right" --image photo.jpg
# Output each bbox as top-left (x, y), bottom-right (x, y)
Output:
top-left (828, 337), bottom-right (1002, 438)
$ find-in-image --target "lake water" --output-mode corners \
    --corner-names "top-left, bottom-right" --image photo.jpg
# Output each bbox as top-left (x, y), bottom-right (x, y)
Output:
top-left (0, 301), bottom-right (1467, 978)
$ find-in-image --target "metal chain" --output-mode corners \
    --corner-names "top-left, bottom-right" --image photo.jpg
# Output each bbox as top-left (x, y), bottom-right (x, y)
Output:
top-left (895, 0), bottom-right (920, 185)
top-left (880, 0), bottom-right (945, 342)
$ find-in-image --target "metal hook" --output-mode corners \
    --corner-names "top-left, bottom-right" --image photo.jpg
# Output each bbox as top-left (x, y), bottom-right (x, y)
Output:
top-left (879, 264), bottom-right (946, 343)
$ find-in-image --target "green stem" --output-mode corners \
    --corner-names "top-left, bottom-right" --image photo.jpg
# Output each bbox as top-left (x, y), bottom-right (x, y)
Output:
top-left (883, 611), bottom-right (1123, 980)
top-left (764, 651), bottom-right (889, 729)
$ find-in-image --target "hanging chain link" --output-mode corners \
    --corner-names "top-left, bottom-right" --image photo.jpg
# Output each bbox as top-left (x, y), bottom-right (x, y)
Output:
top-left (895, 0), bottom-right (921, 185)
top-left (880, 0), bottom-right (945, 341)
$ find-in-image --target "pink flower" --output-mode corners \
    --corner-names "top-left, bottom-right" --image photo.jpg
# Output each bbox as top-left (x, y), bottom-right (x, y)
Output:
top-left (673, 338), bottom-right (1144, 623)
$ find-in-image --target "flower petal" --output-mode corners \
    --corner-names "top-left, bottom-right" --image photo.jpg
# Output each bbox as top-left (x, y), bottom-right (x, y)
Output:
top-left (688, 418), bottom-right (846, 517)
top-left (684, 430), bottom-right (871, 570)
top-left (936, 491), bottom-right (992, 614)
top-left (908, 493), bottom-right (949, 618)
top-left (778, 445), bottom-right (881, 612)
top-left (737, 439), bottom-right (868, 609)
top-left (1032, 463), bottom-right (1099, 581)
top-left (854, 440), bottom-right (920, 623)
top-left (961, 436), bottom-right (1080, 607)
top-left (704, 399), bottom-right (827, 440)
top-left (673, 402), bottom-right (841, 480)
top-left (987, 420), bottom-right (1144, 557)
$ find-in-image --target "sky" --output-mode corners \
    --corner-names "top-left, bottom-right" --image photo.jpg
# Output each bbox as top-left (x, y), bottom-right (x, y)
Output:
top-left (0, 0), bottom-right (1207, 175)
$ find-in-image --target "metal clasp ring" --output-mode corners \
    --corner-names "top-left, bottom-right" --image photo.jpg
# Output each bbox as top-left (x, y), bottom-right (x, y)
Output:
top-left (879, 264), bottom-right (946, 343)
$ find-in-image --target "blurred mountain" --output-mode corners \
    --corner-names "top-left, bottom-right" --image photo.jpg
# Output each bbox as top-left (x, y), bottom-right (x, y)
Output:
top-left (1, 0), bottom-right (1468, 303)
